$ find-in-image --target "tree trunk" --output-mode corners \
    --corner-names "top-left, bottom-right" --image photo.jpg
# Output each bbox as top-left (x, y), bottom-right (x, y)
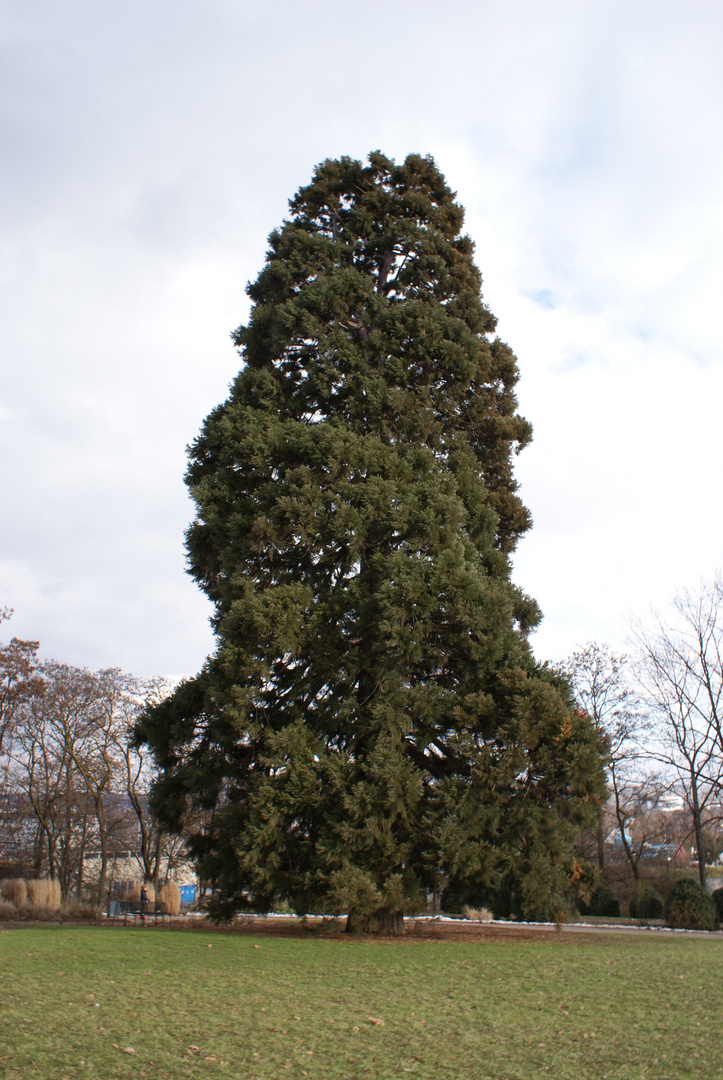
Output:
top-left (345, 907), bottom-right (405, 934)
top-left (614, 798), bottom-right (639, 880)
top-left (690, 783), bottom-right (707, 889)
top-left (46, 829), bottom-right (57, 882)
top-left (76, 851), bottom-right (84, 903)
top-left (93, 794), bottom-right (110, 910)
top-left (96, 850), bottom-right (109, 911)
top-left (33, 825), bottom-right (44, 878)
top-left (152, 831), bottom-right (163, 894)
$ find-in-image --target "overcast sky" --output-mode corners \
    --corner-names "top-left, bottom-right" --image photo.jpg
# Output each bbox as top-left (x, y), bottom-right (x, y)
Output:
top-left (2, 0), bottom-right (722, 679)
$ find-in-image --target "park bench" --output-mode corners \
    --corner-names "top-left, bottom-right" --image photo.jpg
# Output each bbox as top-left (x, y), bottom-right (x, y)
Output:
top-left (107, 899), bottom-right (171, 926)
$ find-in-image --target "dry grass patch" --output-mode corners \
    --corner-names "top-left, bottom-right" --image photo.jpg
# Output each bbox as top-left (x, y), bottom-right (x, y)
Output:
top-left (1, 878), bottom-right (27, 906)
top-left (157, 880), bottom-right (181, 915)
top-left (462, 905), bottom-right (494, 922)
top-left (2, 877), bottom-right (61, 909)
top-left (26, 878), bottom-right (61, 909)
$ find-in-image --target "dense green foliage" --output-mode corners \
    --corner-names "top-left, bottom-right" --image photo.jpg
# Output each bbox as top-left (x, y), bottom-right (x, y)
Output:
top-left (629, 883), bottom-right (663, 920)
top-left (664, 878), bottom-right (719, 931)
top-left (588, 885), bottom-right (621, 918)
top-left (137, 152), bottom-right (606, 928)
top-left (712, 886), bottom-right (723, 920)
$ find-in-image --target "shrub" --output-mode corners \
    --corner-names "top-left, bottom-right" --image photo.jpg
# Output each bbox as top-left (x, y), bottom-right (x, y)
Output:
top-left (272, 900), bottom-right (295, 916)
top-left (1, 878), bottom-right (27, 906)
top-left (440, 881), bottom-right (498, 917)
top-left (26, 879), bottom-right (44, 906)
top-left (26, 879), bottom-right (60, 909)
top-left (712, 887), bottom-right (723, 921)
top-left (62, 900), bottom-right (101, 920)
top-left (589, 886), bottom-right (621, 918)
top-left (629, 884), bottom-right (664, 920)
top-left (14, 904), bottom-right (60, 921)
top-left (157, 881), bottom-right (181, 916)
top-left (664, 879), bottom-right (719, 931)
top-left (462, 906), bottom-right (494, 922)
top-left (0, 900), bottom-right (100, 922)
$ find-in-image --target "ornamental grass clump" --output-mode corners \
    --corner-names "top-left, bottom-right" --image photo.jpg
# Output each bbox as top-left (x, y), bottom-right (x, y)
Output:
top-left (462, 906), bottom-right (494, 922)
top-left (61, 900), bottom-right (100, 919)
top-left (15, 904), bottom-right (61, 921)
top-left (0, 888), bottom-right (100, 922)
top-left (26, 878), bottom-right (60, 909)
top-left (0, 899), bottom-right (17, 918)
top-left (1, 878), bottom-right (27, 907)
top-left (664, 878), bottom-right (719, 931)
top-left (156, 880), bottom-right (181, 915)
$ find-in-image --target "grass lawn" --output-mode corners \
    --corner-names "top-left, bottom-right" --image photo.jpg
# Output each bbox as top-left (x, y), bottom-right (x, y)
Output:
top-left (2, 925), bottom-right (722, 1079)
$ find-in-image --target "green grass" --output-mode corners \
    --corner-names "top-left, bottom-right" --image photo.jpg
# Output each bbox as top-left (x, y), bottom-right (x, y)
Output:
top-left (2, 925), bottom-right (722, 1079)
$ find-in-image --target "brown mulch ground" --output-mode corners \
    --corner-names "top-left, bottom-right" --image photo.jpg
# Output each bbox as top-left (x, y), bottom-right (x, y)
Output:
top-left (217, 916), bottom-right (562, 942)
top-left (121, 914), bottom-right (602, 944)
top-left (0, 913), bottom-right (626, 943)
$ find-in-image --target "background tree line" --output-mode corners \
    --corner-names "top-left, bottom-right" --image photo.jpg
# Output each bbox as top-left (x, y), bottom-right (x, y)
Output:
top-left (0, 609), bottom-right (184, 908)
top-left (5, 572), bottom-right (723, 920)
top-left (561, 575), bottom-right (723, 909)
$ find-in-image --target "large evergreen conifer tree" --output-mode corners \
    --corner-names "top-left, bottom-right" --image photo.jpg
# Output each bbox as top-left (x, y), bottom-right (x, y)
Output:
top-left (137, 152), bottom-right (605, 929)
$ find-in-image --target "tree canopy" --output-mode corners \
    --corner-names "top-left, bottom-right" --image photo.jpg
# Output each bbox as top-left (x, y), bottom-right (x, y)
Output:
top-left (137, 152), bottom-right (606, 928)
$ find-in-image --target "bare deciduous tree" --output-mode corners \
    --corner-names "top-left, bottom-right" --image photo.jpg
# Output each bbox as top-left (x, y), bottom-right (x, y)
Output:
top-left (631, 577), bottom-right (723, 888)
top-left (10, 679), bottom-right (91, 892)
top-left (4, 655), bottom-right (181, 907)
top-left (110, 675), bottom-right (175, 890)
top-left (0, 608), bottom-right (44, 754)
top-left (558, 643), bottom-right (651, 875)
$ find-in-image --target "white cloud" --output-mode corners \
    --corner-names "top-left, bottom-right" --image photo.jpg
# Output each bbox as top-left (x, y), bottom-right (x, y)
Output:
top-left (2, 0), bottom-right (723, 674)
